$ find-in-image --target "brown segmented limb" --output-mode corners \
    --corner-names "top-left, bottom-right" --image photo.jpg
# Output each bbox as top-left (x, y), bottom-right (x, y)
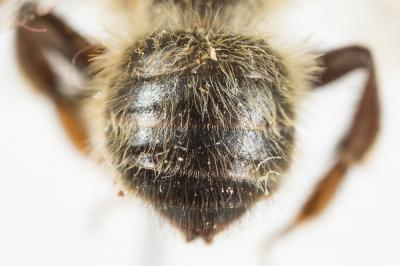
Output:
top-left (278, 46), bottom-right (380, 238)
top-left (16, 7), bottom-right (103, 151)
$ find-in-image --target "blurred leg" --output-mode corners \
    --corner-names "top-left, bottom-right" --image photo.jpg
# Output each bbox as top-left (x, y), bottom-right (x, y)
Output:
top-left (16, 6), bottom-right (102, 151)
top-left (280, 46), bottom-right (380, 236)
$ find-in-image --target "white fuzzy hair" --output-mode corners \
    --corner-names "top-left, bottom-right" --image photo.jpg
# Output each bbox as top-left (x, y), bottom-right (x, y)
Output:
top-left (83, 0), bottom-right (321, 190)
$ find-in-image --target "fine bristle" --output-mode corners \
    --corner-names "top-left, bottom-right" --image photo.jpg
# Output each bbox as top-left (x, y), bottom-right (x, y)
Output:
top-left (84, 0), bottom-right (319, 242)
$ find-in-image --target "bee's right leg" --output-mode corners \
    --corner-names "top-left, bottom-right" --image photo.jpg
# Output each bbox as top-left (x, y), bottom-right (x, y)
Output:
top-left (268, 46), bottom-right (380, 245)
top-left (16, 4), bottom-right (103, 151)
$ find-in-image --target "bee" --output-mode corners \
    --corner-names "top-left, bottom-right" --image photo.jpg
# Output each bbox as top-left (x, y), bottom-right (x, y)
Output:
top-left (8, 0), bottom-right (379, 244)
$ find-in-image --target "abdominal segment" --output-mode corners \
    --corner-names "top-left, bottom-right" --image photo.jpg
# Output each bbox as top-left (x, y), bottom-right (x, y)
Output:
top-left (104, 32), bottom-right (296, 241)
top-left (116, 127), bottom-right (284, 241)
top-left (106, 78), bottom-right (293, 241)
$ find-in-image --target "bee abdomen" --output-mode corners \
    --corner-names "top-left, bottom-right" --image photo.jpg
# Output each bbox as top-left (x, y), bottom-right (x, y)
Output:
top-left (103, 31), bottom-right (297, 241)
top-left (107, 71), bottom-right (293, 179)
top-left (106, 62), bottom-right (294, 210)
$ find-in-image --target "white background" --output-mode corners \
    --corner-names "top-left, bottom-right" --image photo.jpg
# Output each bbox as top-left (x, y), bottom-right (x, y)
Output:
top-left (0, 0), bottom-right (399, 265)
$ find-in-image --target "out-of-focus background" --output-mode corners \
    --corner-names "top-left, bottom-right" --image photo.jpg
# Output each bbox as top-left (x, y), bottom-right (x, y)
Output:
top-left (0, 0), bottom-right (399, 265)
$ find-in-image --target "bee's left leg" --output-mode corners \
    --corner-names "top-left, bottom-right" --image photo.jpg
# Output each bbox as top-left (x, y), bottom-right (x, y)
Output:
top-left (16, 4), bottom-right (103, 151)
top-left (275, 46), bottom-right (380, 239)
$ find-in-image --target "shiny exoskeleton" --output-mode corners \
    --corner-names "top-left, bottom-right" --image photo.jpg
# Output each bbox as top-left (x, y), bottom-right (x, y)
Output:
top-left (103, 29), bottom-right (296, 241)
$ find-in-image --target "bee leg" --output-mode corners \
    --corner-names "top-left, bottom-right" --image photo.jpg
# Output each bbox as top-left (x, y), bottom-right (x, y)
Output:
top-left (277, 46), bottom-right (380, 240)
top-left (16, 8), bottom-right (103, 152)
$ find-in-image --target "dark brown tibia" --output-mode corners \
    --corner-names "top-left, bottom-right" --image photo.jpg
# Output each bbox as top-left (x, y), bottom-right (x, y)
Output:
top-left (274, 46), bottom-right (380, 241)
top-left (106, 32), bottom-right (295, 241)
top-left (295, 46), bottom-right (379, 223)
top-left (15, 5), bottom-right (102, 152)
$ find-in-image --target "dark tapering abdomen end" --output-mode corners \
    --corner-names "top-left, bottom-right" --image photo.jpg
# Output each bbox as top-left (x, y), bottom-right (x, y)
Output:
top-left (122, 168), bottom-right (267, 243)
top-left (159, 206), bottom-right (248, 243)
